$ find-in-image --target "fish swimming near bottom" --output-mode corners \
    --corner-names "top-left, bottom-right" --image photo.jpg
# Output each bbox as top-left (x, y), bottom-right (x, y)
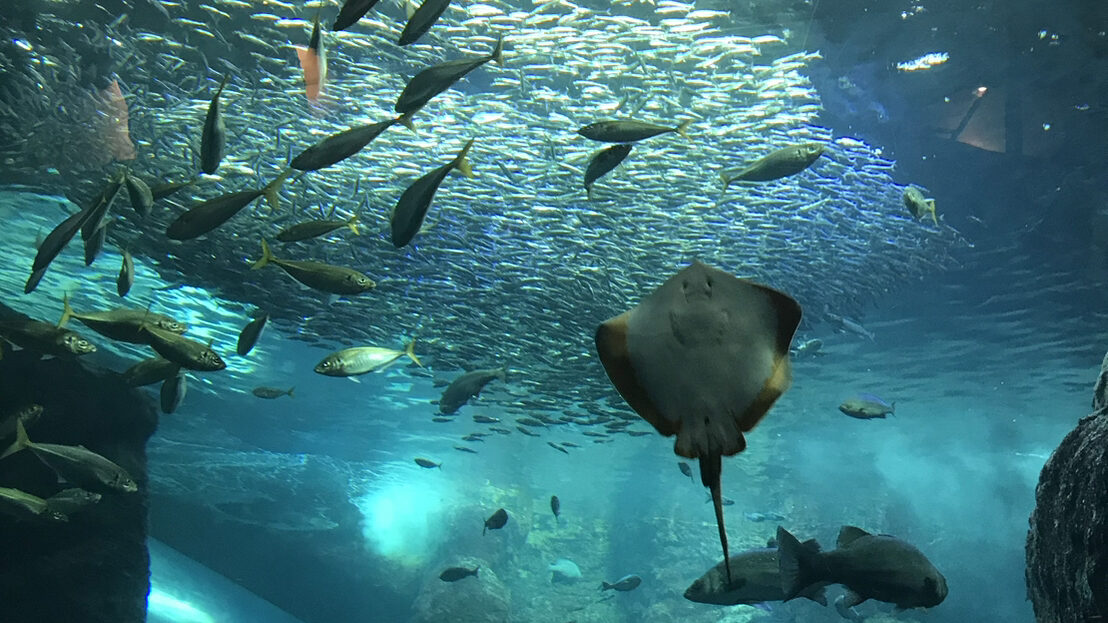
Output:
top-left (777, 525), bottom-right (948, 610)
top-left (838, 394), bottom-right (895, 419)
top-left (550, 495), bottom-right (560, 523)
top-left (439, 367), bottom-right (507, 414)
top-left (439, 565), bottom-right (478, 582)
top-left (483, 507), bottom-right (508, 535)
top-left (601, 574), bottom-right (642, 592)
top-left (684, 543), bottom-right (827, 607)
top-left (1, 420), bottom-right (138, 493)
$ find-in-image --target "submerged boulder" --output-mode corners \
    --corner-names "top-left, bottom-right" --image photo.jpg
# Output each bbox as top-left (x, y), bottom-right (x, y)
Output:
top-left (1025, 350), bottom-right (1108, 621)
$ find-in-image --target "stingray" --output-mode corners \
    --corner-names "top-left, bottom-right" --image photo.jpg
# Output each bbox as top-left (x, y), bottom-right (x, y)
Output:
top-left (595, 261), bottom-right (801, 583)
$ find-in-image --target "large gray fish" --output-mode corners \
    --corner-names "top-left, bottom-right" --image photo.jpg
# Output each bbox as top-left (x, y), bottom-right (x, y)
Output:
top-left (0, 486), bottom-right (68, 522)
top-left (290, 115), bottom-right (413, 171)
top-left (720, 143), bottom-right (824, 188)
top-left (252, 239), bottom-right (376, 295)
top-left (166, 170), bottom-right (289, 240)
top-left (777, 525), bottom-right (948, 610)
top-left (683, 543), bottom-right (827, 607)
top-left (235, 312), bottom-right (267, 356)
top-left (276, 215), bottom-right (359, 242)
top-left (391, 139), bottom-right (474, 248)
top-left (1, 420), bottom-right (138, 494)
top-left (439, 367), bottom-right (506, 414)
top-left (333, 0), bottom-right (382, 31)
top-left (0, 317), bottom-right (96, 358)
top-left (121, 356), bottom-right (180, 386)
top-left (44, 488), bottom-right (102, 516)
top-left (584, 143), bottom-right (632, 198)
top-left (59, 295), bottom-right (186, 344)
top-left (200, 75), bottom-right (229, 175)
top-left (398, 0), bottom-right (452, 45)
top-left (578, 119), bottom-right (691, 143)
top-left (314, 341), bottom-right (422, 376)
top-left (395, 38), bottom-right (504, 114)
top-left (141, 326), bottom-right (226, 371)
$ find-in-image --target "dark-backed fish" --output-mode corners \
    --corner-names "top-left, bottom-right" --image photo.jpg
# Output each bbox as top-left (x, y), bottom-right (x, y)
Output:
top-left (584, 143), bottom-right (632, 198)
top-left (290, 115), bottom-right (412, 172)
top-left (903, 186), bottom-right (938, 224)
top-left (438, 367), bottom-right (506, 414)
top-left (116, 250), bottom-right (134, 297)
top-left (333, 0), bottom-right (382, 31)
top-left (1, 420), bottom-right (137, 493)
top-left (167, 170), bottom-right (289, 240)
top-left (160, 370), bottom-right (187, 414)
top-left (578, 119), bottom-right (690, 143)
top-left (395, 38), bottom-right (504, 114)
top-left (276, 215), bottom-right (359, 241)
top-left (59, 295), bottom-right (186, 344)
top-left (141, 326), bottom-right (225, 371)
top-left (720, 143), bottom-right (824, 188)
top-left (550, 495), bottom-right (560, 523)
top-left (678, 461), bottom-right (694, 481)
top-left (595, 261), bottom-right (801, 584)
top-left (125, 172), bottom-right (154, 217)
top-left (296, 14), bottom-right (327, 102)
top-left (838, 394), bottom-right (894, 419)
top-left (414, 457), bottom-right (440, 469)
top-left (483, 507), bottom-right (508, 535)
top-left (252, 239), bottom-right (375, 295)
top-left (44, 488), bottom-right (102, 516)
top-left (315, 342), bottom-right (422, 376)
top-left (391, 139), bottom-right (474, 248)
top-left (0, 317), bottom-right (96, 358)
top-left (398, 0), bottom-right (452, 45)
top-left (0, 486), bottom-right (67, 522)
top-left (253, 386), bottom-right (294, 399)
top-left (684, 542), bottom-right (827, 607)
top-left (121, 356), bottom-right (179, 386)
top-left (236, 312), bottom-right (267, 356)
top-left (601, 574), bottom-right (642, 591)
top-left (200, 75), bottom-right (229, 175)
top-left (439, 566), bottom-right (478, 582)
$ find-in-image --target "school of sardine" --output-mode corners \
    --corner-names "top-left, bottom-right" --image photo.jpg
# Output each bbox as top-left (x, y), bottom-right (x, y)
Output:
top-left (0, 0), bottom-right (971, 428)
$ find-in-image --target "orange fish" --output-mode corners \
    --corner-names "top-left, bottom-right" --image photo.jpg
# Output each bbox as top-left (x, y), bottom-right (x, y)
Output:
top-left (98, 79), bottom-right (136, 161)
top-left (296, 15), bottom-right (327, 102)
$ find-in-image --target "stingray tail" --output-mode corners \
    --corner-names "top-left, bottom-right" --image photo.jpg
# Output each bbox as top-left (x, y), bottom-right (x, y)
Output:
top-left (699, 453), bottom-right (731, 584)
top-left (776, 525), bottom-right (824, 601)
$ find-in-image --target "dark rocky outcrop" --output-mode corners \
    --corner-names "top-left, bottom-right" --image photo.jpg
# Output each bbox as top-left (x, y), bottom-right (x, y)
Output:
top-left (1026, 350), bottom-right (1108, 622)
top-left (0, 347), bottom-right (157, 623)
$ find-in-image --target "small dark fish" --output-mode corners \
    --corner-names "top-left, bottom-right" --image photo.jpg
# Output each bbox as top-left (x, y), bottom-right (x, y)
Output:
top-left (236, 312), bottom-right (268, 356)
top-left (516, 425), bottom-right (539, 437)
top-left (333, 0), bottom-right (382, 31)
top-left (166, 187), bottom-right (269, 240)
top-left (160, 370), bottom-right (186, 414)
top-left (626, 430), bottom-right (652, 437)
top-left (744, 511), bottom-right (786, 522)
top-left (439, 566), bottom-right (478, 582)
top-left (253, 239), bottom-right (375, 295)
top-left (678, 461), bottom-right (694, 481)
top-left (584, 143), bottom-right (632, 198)
top-left (414, 457), bottom-right (440, 469)
top-left (454, 445), bottom-right (478, 454)
top-left (720, 142), bottom-right (824, 188)
top-left (839, 394), bottom-right (895, 419)
top-left (600, 574), bottom-right (642, 592)
top-left (150, 179), bottom-right (195, 201)
top-left (27, 208), bottom-right (89, 293)
top-left (777, 525), bottom-right (948, 609)
top-left (561, 441), bottom-right (580, 448)
top-left (125, 172), bottom-right (154, 217)
top-left (398, 0), bottom-right (452, 45)
top-left (122, 357), bottom-right (180, 387)
top-left (489, 427), bottom-right (511, 435)
top-left (473, 415), bottom-right (499, 424)
top-left (290, 115), bottom-right (412, 172)
top-left (253, 386), bottom-right (294, 399)
top-left (550, 495), bottom-right (560, 523)
top-left (432, 417), bottom-right (454, 423)
top-left (547, 441), bottom-right (569, 455)
top-left (391, 139), bottom-right (475, 248)
top-left (395, 38), bottom-right (504, 114)
top-left (439, 367), bottom-right (506, 414)
top-left (483, 507), bottom-right (508, 535)
top-left (461, 434), bottom-right (485, 442)
top-left (578, 120), bottom-right (690, 143)
top-left (83, 222), bottom-right (108, 266)
top-left (80, 172), bottom-right (126, 241)
top-left (516, 417), bottom-right (545, 427)
top-left (117, 250), bottom-right (134, 297)
top-left (200, 75), bottom-right (229, 175)
top-left (276, 216), bottom-right (360, 242)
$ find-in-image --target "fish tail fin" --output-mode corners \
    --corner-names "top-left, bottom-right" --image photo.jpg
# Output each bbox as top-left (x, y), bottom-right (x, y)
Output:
top-left (287, 387), bottom-right (295, 398)
top-left (1, 418), bottom-right (32, 460)
top-left (891, 401), bottom-right (896, 415)
top-left (454, 139), bottom-right (476, 178)
top-left (490, 36), bottom-right (505, 65)
top-left (719, 171), bottom-right (733, 190)
top-left (398, 111), bottom-right (417, 133)
top-left (262, 168), bottom-right (292, 211)
top-left (929, 200), bottom-right (938, 225)
top-left (586, 184), bottom-right (593, 201)
top-left (675, 119), bottom-right (692, 140)
top-left (215, 74), bottom-right (230, 98)
top-left (404, 340), bottom-right (424, 368)
top-left (473, 566), bottom-right (480, 577)
top-left (776, 525), bottom-right (822, 601)
top-left (59, 292), bottom-right (74, 328)
top-left (600, 582), bottom-right (611, 591)
top-left (252, 239), bottom-right (274, 270)
top-left (346, 214), bottom-right (361, 236)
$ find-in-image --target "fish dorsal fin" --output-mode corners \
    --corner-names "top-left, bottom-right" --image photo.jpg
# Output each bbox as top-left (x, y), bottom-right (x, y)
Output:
top-left (837, 525), bottom-right (871, 548)
top-left (800, 538), bottom-right (822, 553)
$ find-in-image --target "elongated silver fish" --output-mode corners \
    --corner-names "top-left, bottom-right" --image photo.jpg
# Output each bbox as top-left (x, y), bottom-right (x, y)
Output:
top-left (314, 341), bottom-right (423, 376)
top-left (1, 420), bottom-right (138, 494)
top-left (720, 143), bottom-right (824, 188)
